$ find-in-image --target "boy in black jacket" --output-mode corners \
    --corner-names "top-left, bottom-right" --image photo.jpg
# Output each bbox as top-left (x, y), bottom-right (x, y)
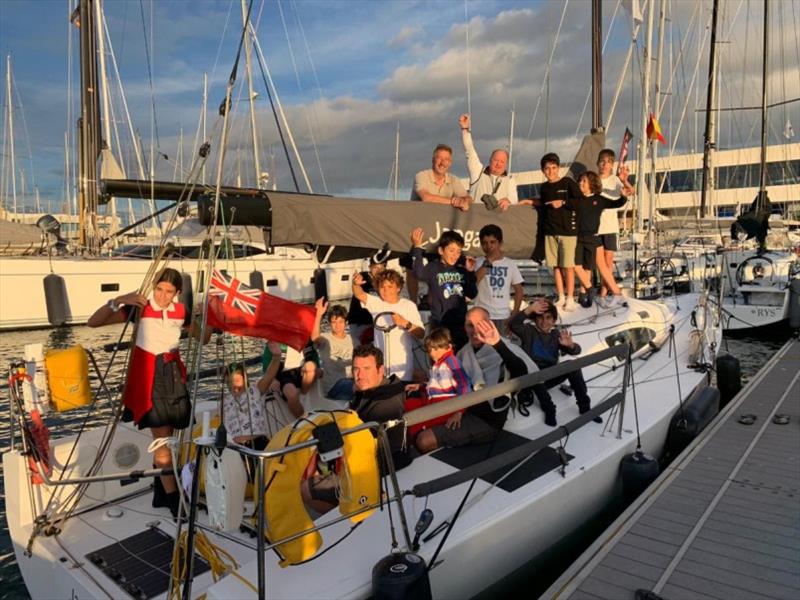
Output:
top-left (508, 297), bottom-right (601, 427)
top-left (410, 228), bottom-right (477, 350)
top-left (567, 171), bottom-right (629, 308)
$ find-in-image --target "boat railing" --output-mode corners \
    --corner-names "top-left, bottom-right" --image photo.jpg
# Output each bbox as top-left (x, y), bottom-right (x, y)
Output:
top-left (179, 419), bottom-right (406, 600)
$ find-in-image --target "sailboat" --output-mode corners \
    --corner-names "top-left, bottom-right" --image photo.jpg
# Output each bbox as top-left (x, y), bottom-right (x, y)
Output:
top-left (3, 1), bottom-right (728, 598)
top-left (0, 0), bottom-right (361, 332)
top-left (703, 0), bottom-right (800, 331)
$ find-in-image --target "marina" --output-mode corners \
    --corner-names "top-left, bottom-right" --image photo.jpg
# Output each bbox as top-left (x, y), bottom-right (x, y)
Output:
top-left (544, 337), bottom-right (800, 600)
top-left (2, 0), bottom-right (800, 598)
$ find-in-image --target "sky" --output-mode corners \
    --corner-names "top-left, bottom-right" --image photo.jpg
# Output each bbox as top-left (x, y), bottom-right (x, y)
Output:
top-left (1, 0), bottom-right (798, 216)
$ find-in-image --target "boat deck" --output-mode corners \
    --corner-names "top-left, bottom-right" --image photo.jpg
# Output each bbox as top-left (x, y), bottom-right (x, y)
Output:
top-left (544, 337), bottom-right (800, 600)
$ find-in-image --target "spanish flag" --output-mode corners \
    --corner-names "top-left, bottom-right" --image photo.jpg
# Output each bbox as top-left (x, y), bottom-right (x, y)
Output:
top-left (646, 113), bottom-right (666, 144)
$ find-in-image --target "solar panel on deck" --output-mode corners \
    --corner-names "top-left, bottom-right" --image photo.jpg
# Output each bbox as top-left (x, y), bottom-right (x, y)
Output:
top-left (86, 526), bottom-right (210, 599)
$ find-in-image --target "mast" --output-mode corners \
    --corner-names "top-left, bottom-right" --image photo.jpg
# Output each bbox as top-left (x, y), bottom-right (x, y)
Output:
top-left (508, 103), bottom-right (515, 173)
top-left (758, 0), bottom-right (769, 196)
top-left (95, 0), bottom-right (117, 235)
top-left (649, 0), bottom-right (667, 248)
top-left (635, 0), bottom-right (655, 234)
top-left (699, 0), bottom-right (720, 219)
top-left (76, 0), bottom-right (101, 249)
top-left (241, 0), bottom-right (261, 187)
top-left (5, 55), bottom-right (18, 216)
top-left (393, 122), bottom-right (399, 201)
top-left (591, 0), bottom-right (603, 132)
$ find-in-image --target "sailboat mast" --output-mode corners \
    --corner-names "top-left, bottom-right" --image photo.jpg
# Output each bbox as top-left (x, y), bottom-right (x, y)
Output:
top-left (241, 0), bottom-right (261, 187)
top-left (699, 0), bottom-right (720, 220)
top-left (508, 104), bottom-right (515, 173)
top-left (95, 0), bottom-right (117, 236)
top-left (758, 0), bottom-right (769, 194)
top-left (76, 0), bottom-right (101, 250)
top-left (649, 0), bottom-right (667, 248)
top-left (635, 0), bottom-right (655, 234)
top-left (591, 0), bottom-right (602, 132)
top-left (393, 122), bottom-right (399, 201)
top-left (5, 55), bottom-right (18, 216)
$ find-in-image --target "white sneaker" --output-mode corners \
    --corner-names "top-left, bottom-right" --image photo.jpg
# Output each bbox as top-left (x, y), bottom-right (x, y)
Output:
top-left (563, 297), bottom-right (578, 312)
top-left (607, 295), bottom-right (627, 308)
top-left (557, 295), bottom-right (566, 308)
top-left (597, 295), bottom-right (610, 308)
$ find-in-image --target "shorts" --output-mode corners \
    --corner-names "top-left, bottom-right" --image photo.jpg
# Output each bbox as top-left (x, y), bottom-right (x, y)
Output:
top-left (431, 413), bottom-right (500, 448)
top-left (575, 236), bottom-right (601, 271)
top-left (544, 235), bottom-right (577, 268)
top-left (598, 234), bottom-right (618, 252)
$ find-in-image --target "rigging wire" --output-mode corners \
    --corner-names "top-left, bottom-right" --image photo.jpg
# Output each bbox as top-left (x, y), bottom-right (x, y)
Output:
top-left (526, 0), bottom-right (570, 140)
top-left (278, 0), bottom-right (328, 193)
top-left (250, 24), bottom-right (312, 192)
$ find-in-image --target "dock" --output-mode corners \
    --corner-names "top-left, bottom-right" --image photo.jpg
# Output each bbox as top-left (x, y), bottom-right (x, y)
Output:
top-left (544, 338), bottom-right (800, 600)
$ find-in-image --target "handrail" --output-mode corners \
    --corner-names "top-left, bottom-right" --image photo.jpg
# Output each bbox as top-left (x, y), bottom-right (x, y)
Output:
top-left (400, 343), bottom-right (630, 428)
top-left (411, 393), bottom-right (623, 497)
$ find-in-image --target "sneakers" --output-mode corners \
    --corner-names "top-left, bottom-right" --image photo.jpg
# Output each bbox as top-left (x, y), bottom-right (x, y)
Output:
top-left (544, 411), bottom-right (558, 427)
top-left (606, 294), bottom-right (627, 309)
top-left (563, 297), bottom-right (578, 312)
top-left (557, 295), bottom-right (566, 308)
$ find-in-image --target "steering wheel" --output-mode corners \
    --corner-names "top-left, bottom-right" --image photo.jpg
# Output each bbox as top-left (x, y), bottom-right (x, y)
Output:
top-left (637, 257), bottom-right (677, 289)
top-left (372, 311), bottom-right (399, 333)
top-left (735, 254), bottom-right (775, 287)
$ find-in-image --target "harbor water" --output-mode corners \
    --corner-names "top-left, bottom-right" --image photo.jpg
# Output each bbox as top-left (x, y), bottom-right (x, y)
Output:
top-left (0, 322), bottom-right (793, 599)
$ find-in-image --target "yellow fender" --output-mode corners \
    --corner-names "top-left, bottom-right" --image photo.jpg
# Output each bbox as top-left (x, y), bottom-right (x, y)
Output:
top-left (264, 410), bottom-right (379, 567)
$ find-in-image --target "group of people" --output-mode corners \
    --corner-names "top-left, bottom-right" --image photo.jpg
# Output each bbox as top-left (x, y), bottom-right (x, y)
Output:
top-left (409, 114), bottom-right (634, 312)
top-left (89, 116), bottom-right (631, 516)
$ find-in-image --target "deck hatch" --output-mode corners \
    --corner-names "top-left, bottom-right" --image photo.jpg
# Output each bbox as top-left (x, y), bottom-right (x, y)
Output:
top-left (86, 526), bottom-right (210, 599)
top-left (432, 430), bottom-right (573, 493)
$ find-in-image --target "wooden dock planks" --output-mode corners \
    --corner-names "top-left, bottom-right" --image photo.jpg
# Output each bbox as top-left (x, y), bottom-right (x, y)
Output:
top-left (545, 338), bottom-right (800, 600)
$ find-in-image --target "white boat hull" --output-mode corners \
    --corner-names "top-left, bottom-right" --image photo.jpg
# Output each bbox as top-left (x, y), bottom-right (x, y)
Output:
top-left (0, 250), bottom-right (361, 330)
top-left (4, 295), bottom-right (721, 599)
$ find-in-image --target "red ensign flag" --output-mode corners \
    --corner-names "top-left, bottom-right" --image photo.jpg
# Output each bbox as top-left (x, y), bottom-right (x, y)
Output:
top-left (206, 270), bottom-right (316, 351)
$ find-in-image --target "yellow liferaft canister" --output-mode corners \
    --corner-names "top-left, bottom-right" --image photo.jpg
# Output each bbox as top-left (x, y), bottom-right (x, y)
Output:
top-left (45, 345), bottom-right (92, 412)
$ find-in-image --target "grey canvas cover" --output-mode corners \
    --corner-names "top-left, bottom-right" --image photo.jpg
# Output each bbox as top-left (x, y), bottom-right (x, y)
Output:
top-left (267, 193), bottom-right (538, 263)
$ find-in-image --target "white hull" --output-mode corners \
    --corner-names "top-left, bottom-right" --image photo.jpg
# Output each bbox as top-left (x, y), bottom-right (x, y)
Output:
top-left (4, 294), bottom-right (721, 599)
top-left (0, 249), bottom-right (361, 330)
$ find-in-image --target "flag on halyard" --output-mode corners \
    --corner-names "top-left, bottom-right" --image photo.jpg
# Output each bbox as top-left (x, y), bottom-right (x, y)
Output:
top-left (646, 113), bottom-right (666, 144)
top-left (617, 127), bottom-right (634, 177)
top-left (784, 119), bottom-right (794, 140)
top-left (207, 270), bottom-right (316, 351)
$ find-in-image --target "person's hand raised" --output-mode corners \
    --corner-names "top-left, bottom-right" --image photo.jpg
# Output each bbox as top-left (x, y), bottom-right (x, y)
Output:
top-left (411, 228), bottom-right (425, 247)
top-left (559, 328), bottom-right (575, 348)
top-left (459, 114), bottom-right (471, 130)
top-left (314, 297), bottom-right (328, 315)
top-left (475, 319), bottom-right (501, 346)
top-left (352, 272), bottom-right (365, 286)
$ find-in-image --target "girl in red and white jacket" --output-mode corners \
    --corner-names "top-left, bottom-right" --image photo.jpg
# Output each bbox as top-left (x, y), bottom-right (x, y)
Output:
top-left (88, 267), bottom-right (204, 516)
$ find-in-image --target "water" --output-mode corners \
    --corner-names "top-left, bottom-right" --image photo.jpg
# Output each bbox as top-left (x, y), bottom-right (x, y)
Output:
top-left (0, 325), bottom-right (792, 599)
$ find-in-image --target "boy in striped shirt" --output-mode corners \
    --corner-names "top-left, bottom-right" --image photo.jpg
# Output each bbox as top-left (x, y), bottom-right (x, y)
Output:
top-left (406, 327), bottom-right (472, 447)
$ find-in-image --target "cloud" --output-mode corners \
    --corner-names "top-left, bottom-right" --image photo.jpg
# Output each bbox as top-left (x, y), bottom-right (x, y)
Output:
top-left (389, 26), bottom-right (422, 48)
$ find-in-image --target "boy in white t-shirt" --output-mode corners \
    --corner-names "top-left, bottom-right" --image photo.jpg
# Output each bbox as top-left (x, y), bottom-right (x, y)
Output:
top-left (351, 268), bottom-right (424, 382)
top-left (474, 224), bottom-right (524, 333)
top-left (596, 148), bottom-right (634, 304)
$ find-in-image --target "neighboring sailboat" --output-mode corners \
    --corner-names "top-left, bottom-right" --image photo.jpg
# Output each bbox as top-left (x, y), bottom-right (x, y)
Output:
top-left (0, 0), bottom-right (360, 331)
